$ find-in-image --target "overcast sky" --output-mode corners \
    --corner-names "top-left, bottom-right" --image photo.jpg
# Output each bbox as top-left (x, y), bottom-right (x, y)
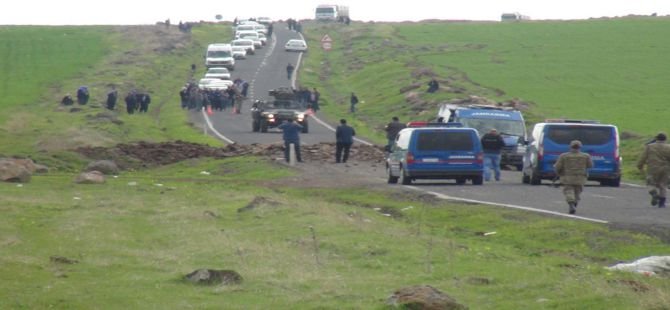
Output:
top-left (1, 0), bottom-right (668, 25)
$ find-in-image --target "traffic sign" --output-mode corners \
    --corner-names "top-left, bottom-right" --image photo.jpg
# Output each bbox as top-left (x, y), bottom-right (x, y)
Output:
top-left (321, 34), bottom-right (333, 51)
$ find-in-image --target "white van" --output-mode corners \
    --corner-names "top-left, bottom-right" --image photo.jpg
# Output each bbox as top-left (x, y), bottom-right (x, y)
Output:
top-left (205, 44), bottom-right (235, 70)
top-left (236, 31), bottom-right (262, 48)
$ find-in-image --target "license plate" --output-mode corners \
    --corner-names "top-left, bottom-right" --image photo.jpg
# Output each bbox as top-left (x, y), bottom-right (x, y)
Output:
top-left (422, 158), bottom-right (439, 163)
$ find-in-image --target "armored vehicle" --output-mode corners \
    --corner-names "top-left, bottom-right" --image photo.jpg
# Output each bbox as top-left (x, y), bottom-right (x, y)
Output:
top-left (251, 88), bottom-right (309, 133)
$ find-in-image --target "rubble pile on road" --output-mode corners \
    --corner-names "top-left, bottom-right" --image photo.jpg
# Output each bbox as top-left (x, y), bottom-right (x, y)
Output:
top-left (76, 141), bottom-right (387, 169)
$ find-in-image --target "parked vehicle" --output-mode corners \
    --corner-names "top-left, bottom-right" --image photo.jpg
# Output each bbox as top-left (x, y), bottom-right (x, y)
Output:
top-left (315, 4), bottom-right (349, 21)
top-left (231, 46), bottom-right (247, 59)
top-left (205, 44), bottom-right (235, 70)
top-left (285, 39), bottom-right (308, 52)
top-left (522, 119), bottom-right (621, 187)
top-left (236, 31), bottom-right (262, 48)
top-left (386, 123), bottom-right (484, 185)
top-left (438, 104), bottom-right (527, 170)
top-left (231, 39), bottom-right (255, 55)
top-left (204, 67), bottom-right (231, 80)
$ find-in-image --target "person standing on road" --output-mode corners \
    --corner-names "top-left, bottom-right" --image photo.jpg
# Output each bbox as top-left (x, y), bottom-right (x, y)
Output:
top-left (636, 132), bottom-right (670, 208)
top-left (335, 119), bottom-right (356, 163)
top-left (278, 119), bottom-right (303, 163)
top-left (384, 116), bottom-right (406, 151)
top-left (286, 63), bottom-right (295, 80)
top-left (349, 92), bottom-right (359, 113)
top-left (480, 128), bottom-right (506, 182)
top-left (554, 140), bottom-right (593, 214)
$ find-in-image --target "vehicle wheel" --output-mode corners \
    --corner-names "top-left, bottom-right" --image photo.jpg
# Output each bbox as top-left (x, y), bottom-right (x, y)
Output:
top-left (400, 167), bottom-right (412, 185)
top-left (456, 178), bottom-right (466, 185)
top-left (516, 164), bottom-right (523, 171)
top-left (530, 168), bottom-right (541, 185)
top-left (472, 175), bottom-right (483, 185)
top-left (522, 172), bottom-right (530, 184)
top-left (252, 120), bottom-right (260, 132)
top-left (260, 119), bottom-right (268, 133)
top-left (301, 121), bottom-right (309, 133)
top-left (387, 166), bottom-right (398, 184)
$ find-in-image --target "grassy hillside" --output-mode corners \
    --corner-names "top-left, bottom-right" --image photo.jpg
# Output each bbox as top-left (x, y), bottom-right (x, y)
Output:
top-left (0, 24), bottom-right (230, 170)
top-left (298, 17), bottom-right (670, 178)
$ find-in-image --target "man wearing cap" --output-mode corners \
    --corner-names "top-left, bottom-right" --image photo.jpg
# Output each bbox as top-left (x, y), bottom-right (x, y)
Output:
top-left (636, 133), bottom-right (670, 208)
top-left (554, 140), bottom-right (593, 214)
top-left (480, 128), bottom-right (506, 181)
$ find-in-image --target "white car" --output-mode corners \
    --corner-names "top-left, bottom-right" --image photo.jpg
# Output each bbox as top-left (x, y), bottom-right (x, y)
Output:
top-left (231, 39), bottom-right (255, 55)
top-left (258, 32), bottom-right (267, 46)
top-left (232, 46), bottom-right (247, 59)
top-left (198, 78), bottom-right (232, 90)
top-left (204, 67), bottom-right (231, 80)
top-left (257, 17), bottom-right (273, 25)
top-left (285, 39), bottom-right (308, 52)
top-left (237, 31), bottom-right (263, 48)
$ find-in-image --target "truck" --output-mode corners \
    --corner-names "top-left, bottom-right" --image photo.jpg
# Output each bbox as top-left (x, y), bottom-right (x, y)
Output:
top-left (315, 4), bottom-right (349, 22)
top-left (437, 104), bottom-right (527, 171)
top-left (251, 88), bottom-right (309, 133)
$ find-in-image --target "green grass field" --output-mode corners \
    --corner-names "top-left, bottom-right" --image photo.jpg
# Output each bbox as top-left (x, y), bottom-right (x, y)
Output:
top-left (2, 20), bottom-right (670, 308)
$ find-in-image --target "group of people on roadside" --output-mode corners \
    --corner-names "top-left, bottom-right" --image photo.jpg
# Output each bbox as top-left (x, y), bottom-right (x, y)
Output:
top-left (294, 86), bottom-right (320, 112)
top-left (179, 78), bottom-right (248, 113)
top-left (278, 118), bottom-right (356, 164)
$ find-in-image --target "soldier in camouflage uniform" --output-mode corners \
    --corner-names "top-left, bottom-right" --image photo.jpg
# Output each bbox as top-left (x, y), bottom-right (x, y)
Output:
top-left (636, 133), bottom-right (670, 208)
top-left (554, 140), bottom-right (593, 214)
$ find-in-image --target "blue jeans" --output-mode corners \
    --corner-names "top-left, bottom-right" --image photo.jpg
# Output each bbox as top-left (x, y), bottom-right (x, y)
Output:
top-left (483, 153), bottom-right (501, 181)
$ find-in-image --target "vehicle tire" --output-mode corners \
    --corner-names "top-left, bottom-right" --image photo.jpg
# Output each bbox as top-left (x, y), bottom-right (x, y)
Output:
top-left (252, 120), bottom-right (260, 132)
top-left (456, 178), bottom-right (466, 185)
top-left (522, 172), bottom-right (530, 184)
top-left (400, 167), bottom-right (412, 185)
top-left (301, 121), bottom-right (309, 133)
top-left (260, 119), bottom-right (268, 133)
top-left (387, 166), bottom-right (398, 184)
top-left (530, 168), bottom-right (541, 185)
top-left (472, 175), bottom-right (483, 185)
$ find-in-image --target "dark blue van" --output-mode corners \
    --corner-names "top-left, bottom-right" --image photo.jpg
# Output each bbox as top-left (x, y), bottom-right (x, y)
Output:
top-left (522, 120), bottom-right (621, 187)
top-left (386, 125), bottom-right (484, 185)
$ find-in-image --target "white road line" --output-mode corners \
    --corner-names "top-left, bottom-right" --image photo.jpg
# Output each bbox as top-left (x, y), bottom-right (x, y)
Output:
top-left (201, 109), bottom-right (235, 144)
top-left (405, 186), bottom-right (609, 224)
top-left (591, 194), bottom-right (615, 199)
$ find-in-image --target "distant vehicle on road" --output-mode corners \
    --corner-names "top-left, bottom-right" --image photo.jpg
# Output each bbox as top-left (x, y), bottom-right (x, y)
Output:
top-left (231, 39), bottom-right (255, 55)
top-left (285, 39), bottom-right (308, 52)
top-left (205, 44), bottom-right (235, 70)
top-left (315, 4), bottom-right (349, 22)
top-left (236, 31), bottom-right (263, 48)
top-left (231, 46), bottom-right (247, 59)
top-left (199, 78), bottom-right (232, 90)
top-left (522, 119), bottom-right (621, 187)
top-left (204, 67), bottom-right (231, 80)
top-left (257, 17), bottom-right (273, 25)
top-left (251, 88), bottom-right (309, 133)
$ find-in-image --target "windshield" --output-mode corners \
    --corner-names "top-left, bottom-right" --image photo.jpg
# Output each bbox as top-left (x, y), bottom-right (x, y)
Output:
top-left (416, 131), bottom-right (474, 151)
top-left (316, 7), bottom-right (335, 13)
top-left (546, 126), bottom-right (613, 145)
top-left (273, 100), bottom-right (302, 109)
top-left (208, 68), bottom-right (228, 73)
top-left (234, 41), bottom-right (251, 46)
top-left (459, 118), bottom-right (525, 137)
top-left (207, 50), bottom-right (231, 58)
top-left (240, 33), bottom-right (258, 39)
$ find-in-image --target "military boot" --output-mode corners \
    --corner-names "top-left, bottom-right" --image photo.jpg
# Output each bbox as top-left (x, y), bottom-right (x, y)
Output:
top-left (659, 197), bottom-right (666, 208)
top-left (568, 202), bottom-right (576, 214)
top-left (649, 189), bottom-right (659, 206)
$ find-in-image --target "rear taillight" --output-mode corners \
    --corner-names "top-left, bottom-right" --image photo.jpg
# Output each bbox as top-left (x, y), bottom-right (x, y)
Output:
top-left (406, 152), bottom-right (415, 164)
top-left (538, 143), bottom-right (544, 161)
top-left (476, 152), bottom-right (483, 164)
top-left (614, 132), bottom-right (620, 162)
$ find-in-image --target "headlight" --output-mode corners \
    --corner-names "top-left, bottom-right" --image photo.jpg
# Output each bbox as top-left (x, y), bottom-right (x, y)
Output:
top-left (267, 113), bottom-right (274, 119)
top-left (516, 144), bottom-right (527, 153)
top-left (296, 113), bottom-right (305, 121)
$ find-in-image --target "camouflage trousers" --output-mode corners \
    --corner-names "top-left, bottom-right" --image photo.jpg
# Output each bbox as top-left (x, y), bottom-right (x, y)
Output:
top-left (646, 170), bottom-right (669, 198)
top-left (562, 184), bottom-right (583, 204)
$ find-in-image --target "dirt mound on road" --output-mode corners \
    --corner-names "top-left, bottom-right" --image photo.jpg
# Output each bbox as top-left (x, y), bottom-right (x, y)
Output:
top-left (75, 141), bottom-right (386, 170)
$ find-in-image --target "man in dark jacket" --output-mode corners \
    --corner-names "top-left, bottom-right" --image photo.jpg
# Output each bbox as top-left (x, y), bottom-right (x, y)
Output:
top-left (481, 128), bottom-right (505, 181)
top-left (384, 116), bottom-right (406, 151)
top-left (278, 119), bottom-right (303, 163)
top-left (77, 86), bottom-right (90, 105)
top-left (61, 93), bottom-right (74, 106)
top-left (106, 87), bottom-right (118, 111)
top-left (138, 93), bottom-right (151, 113)
top-left (125, 91), bottom-right (137, 114)
top-left (286, 63), bottom-right (295, 80)
top-left (335, 119), bottom-right (356, 163)
top-left (349, 92), bottom-right (359, 113)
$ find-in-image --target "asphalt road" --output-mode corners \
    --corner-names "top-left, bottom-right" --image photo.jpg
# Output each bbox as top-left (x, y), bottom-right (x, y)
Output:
top-left (190, 23), bottom-right (669, 227)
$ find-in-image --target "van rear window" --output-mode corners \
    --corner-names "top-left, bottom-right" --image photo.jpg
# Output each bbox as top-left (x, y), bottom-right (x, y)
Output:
top-left (546, 126), bottom-right (612, 145)
top-left (416, 131), bottom-right (474, 151)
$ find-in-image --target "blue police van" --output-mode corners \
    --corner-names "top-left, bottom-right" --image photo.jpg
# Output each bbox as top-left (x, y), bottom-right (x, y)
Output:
top-left (522, 119), bottom-right (621, 187)
top-left (437, 104), bottom-right (527, 170)
top-left (386, 122), bottom-right (484, 185)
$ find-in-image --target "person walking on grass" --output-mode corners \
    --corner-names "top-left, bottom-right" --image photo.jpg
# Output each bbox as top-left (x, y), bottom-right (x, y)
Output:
top-left (335, 119), bottom-right (356, 163)
top-left (349, 92), bottom-right (359, 113)
top-left (554, 140), bottom-right (593, 214)
top-left (637, 132), bottom-right (670, 208)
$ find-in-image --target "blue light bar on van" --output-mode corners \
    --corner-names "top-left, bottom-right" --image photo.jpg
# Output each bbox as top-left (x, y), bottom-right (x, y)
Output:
top-left (545, 119), bottom-right (600, 124)
top-left (407, 121), bottom-right (463, 128)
